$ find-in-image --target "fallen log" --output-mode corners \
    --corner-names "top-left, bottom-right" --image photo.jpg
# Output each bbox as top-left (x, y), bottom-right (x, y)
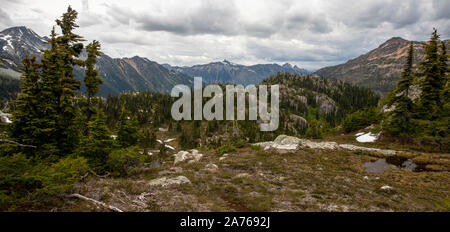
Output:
top-left (67, 193), bottom-right (123, 212)
top-left (0, 139), bottom-right (37, 148)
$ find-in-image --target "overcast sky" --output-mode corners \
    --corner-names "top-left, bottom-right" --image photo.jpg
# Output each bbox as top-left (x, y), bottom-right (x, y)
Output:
top-left (1, 0), bottom-right (449, 70)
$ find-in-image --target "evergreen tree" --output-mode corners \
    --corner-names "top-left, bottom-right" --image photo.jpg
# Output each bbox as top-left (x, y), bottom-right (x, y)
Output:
top-left (34, 7), bottom-right (84, 156)
top-left (438, 41), bottom-right (448, 87)
top-left (179, 129), bottom-right (189, 150)
top-left (117, 110), bottom-right (139, 147)
top-left (76, 110), bottom-right (114, 172)
top-left (418, 29), bottom-right (444, 119)
top-left (10, 57), bottom-right (41, 147)
top-left (158, 142), bottom-right (168, 159)
top-left (398, 43), bottom-right (415, 96)
top-left (438, 41), bottom-right (449, 115)
top-left (140, 127), bottom-right (156, 155)
top-left (53, 7), bottom-right (85, 155)
top-left (10, 7), bottom-right (104, 157)
top-left (384, 43), bottom-right (416, 136)
top-left (83, 40), bottom-right (103, 135)
top-left (305, 119), bottom-right (323, 139)
top-left (435, 41), bottom-right (449, 137)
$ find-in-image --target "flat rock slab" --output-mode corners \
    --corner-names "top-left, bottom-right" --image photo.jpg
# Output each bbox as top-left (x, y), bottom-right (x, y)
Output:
top-left (149, 176), bottom-right (191, 187)
top-left (300, 140), bottom-right (339, 150)
top-left (339, 144), bottom-right (396, 156)
top-left (252, 134), bottom-right (398, 156)
top-left (254, 135), bottom-right (301, 150)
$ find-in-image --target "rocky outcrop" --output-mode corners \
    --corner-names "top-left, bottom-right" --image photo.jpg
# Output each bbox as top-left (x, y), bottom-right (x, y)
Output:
top-left (205, 163), bottom-right (219, 172)
top-left (301, 140), bottom-right (339, 150)
top-left (173, 150), bottom-right (203, 165)
top-left (289, 114), bottom-right (308, 127)
top-left (254, 135), bottom-right (301, 150)
top-left (338, 144), bottom-right (396, 156)
top-left (253, 134), bottom-right (397, 155)
top-left (0, 111), bottom-right (12, 123)
top-left (148, 176), bottom-right (191, 187)
top-left (254, 135), bottom-right (339, 151)
top-left (315, 95), bottom-right (337, 114)
top-left (219, 154), bottom-right (229, 161)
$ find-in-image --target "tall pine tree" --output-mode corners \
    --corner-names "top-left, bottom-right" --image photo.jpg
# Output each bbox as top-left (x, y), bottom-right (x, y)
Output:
top-left (76, 110), bottom-right (114, 172)
top-left (384, 42), bottom-right (416, 136)
top-left (83, 40), bottom-right (103, 135)
top-left (10, 7), bottom-right (103, 157)
top-left (10, 57), bottom-right (42, 147)
top-left (438, 41), bottom-right (449, 116)
top-left (418, 29), bottom-right (444, 120)
top-left (117, 110), bottom-right (139, 147)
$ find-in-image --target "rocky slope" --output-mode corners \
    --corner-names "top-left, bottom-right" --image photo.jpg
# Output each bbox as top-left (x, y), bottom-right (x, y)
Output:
top-left (262, 73), bottom-right (377, 116)
top-left (163, 60), bottom-right (309, 85)
top-left (314, 37), bottom-right (450, 95)
top-left (0, 26), bottom-right (48, 73)
top-left (84, 55), bottom-right (192, 96)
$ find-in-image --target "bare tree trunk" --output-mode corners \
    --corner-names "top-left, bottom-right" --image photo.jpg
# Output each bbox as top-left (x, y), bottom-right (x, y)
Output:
top-left (0, 139), bottom-right (36, 148)
top-left (67, 193), bottom-right (123, 212)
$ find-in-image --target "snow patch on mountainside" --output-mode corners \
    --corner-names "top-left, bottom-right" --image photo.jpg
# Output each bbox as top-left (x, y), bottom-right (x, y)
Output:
top-left (356, 132), bottom-right (380, 143)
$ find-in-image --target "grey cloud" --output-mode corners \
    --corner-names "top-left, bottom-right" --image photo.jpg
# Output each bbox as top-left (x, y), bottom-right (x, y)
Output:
top-left (108, 1), bottom-right (240, 36)
top-left (0, 9), bottom-right (13, 26)
top-left (285, 13), bottom-right (332, 34)
top-left (431, 0), bottom-right (450, 20)
top-left (82, 0), bottom-right (89, 12)
top-left (335, 0), bottom-right (423, 29)
top-left (104, 1), bottom-right (333, 38)
top-left (246, 41), bottom-right (346, 63)
top-left (105, 4), bottom-right (133, 25)
top-left (243, 23), bottom-right (280, 38)
top-left (31, 8), bottom-right (44, 14)
top-left (98, 32), bottom-right (156, 46)
top-left (78, 12), bottom-right (105, 27)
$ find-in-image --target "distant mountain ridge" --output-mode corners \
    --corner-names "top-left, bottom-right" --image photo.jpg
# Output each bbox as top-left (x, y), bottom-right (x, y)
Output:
top-left (0, 26), bottom-right (193, 97)
top-left (163, 60), bottom-right (310, 85)
top-left (314, 37), bottom-right (450, 95)
top-left (0, 26), bottom-right (311, 98)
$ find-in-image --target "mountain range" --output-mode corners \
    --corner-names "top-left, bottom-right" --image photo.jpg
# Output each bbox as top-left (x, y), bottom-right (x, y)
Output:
top-left (314, 37), bottom-right (450, 95)
top-left (0, 26), bottom-right (193, 96)
top-left (2, 26), bottom-right (448, 98)
top-left (0, 26), bottom-right (309, 98)
top-left (163, 60), bottom-right (309, 85)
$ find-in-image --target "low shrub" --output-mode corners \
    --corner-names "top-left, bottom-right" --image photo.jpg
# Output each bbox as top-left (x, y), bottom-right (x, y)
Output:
top-left (216, 145), bottom-right (237, 155)
top-left (250, 145), bottom-right (262, 151)
top-left (342, 107), bottom-right (381, 133)
top-left (0, 154), bottom-right (89, 210)
top-left (436, 196), bottom-right (450, 212)
top-left (106, 146), bottom-right (148, 176)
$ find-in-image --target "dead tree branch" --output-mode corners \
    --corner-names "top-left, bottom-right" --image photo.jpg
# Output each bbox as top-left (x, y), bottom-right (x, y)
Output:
top-left (0, 139), bottom-right (37, 148)
top-left (66, 193), bottom-right (123, 212)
